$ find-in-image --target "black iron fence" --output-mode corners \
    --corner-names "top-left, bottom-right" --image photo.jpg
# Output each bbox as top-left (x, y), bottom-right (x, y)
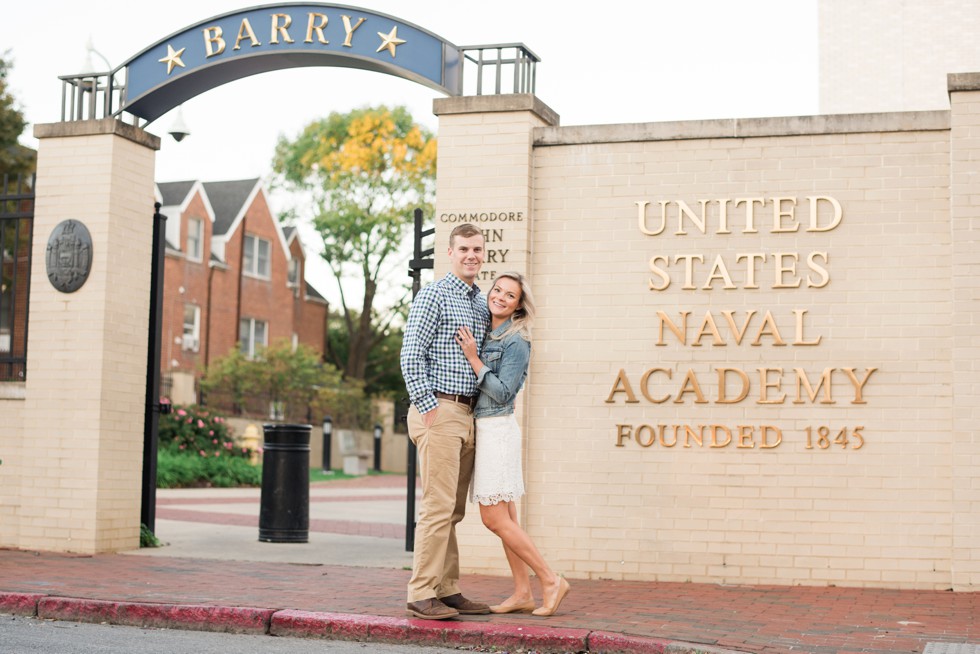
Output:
top-left (0, 174), bottom-right (34, 382)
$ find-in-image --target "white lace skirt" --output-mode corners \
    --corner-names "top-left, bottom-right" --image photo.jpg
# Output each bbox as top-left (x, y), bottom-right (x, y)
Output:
top-left (470, 414), bottom-right (525, 505)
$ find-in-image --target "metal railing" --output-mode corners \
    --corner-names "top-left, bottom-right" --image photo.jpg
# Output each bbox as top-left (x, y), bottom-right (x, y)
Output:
top-left (0, 174), bottom-right (34, 382)
top-left (59, 66), bottom-right (140, 124)
top-left (460, 43), bottom-right (539, 96)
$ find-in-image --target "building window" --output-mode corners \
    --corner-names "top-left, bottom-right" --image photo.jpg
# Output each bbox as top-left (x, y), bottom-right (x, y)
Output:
top-left (239, 317), bottom-right (268, 359)
top-left (287, 258), bottom-right (299, 286)
top-left (186, 218), bottom-right (203, 262)
top-left (243, 234), bottom-right (270, 278)
top-left (182, 304), bottom-right (201, 352)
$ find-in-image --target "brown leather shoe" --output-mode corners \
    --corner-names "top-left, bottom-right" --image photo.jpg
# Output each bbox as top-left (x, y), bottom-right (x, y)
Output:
top-left (406, 598), bottom-right (459, 620)
top-left (439, 592), bottom-right (491, 615)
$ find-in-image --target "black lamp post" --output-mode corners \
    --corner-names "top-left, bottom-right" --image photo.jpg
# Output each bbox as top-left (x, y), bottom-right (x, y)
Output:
top-left (322, 416), bottom-right (333, 474)
top-left (373, 423), bottom-right (383, 472)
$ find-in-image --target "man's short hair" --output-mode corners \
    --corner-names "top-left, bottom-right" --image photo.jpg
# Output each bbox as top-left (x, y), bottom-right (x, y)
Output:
top-left (450, 223), bottom-right (484, 247)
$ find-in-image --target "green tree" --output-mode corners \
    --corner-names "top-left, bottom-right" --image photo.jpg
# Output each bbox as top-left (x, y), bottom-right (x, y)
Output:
top-left (325, 309), bottom-right (406, 397)
top-left (198, 346), bottom-right (256, 414)
top-left (251, 339), bottom-right (330, 418)
top-left (272, 105), bottom-right (436, 382)
top-left (199, 338), bottom-right (372, 428)
top-left (0, 52), bottom-right (35, 178)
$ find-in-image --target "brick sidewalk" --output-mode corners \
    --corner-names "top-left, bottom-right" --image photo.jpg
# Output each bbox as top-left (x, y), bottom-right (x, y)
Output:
top-left (1, 475), bottom-right (976, 653)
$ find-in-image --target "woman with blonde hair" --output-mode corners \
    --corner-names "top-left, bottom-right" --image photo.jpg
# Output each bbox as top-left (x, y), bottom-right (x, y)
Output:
top-left (455, 271), bottom-right (570, 617)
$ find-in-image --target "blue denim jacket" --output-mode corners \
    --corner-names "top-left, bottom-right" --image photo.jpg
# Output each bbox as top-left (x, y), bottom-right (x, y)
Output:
top-left (474, 320), bottom-right (531, 418)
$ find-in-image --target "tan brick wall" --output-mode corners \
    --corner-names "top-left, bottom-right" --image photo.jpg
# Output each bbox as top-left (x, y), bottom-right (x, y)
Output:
top-left (432, 95), bottom-right (558, 574)
top-left (948, 79), bottom-right (980, 590)
top-left (433, 96), bottom-right (973, 591)
top-left (0, 389), bottom-right (25, 545)
top-left (5, 120), bottom-right (158, 553)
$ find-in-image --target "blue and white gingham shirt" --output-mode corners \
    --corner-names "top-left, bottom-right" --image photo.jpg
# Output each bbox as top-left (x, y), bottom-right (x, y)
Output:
top-left (401, 272), bottom-right (490, 414)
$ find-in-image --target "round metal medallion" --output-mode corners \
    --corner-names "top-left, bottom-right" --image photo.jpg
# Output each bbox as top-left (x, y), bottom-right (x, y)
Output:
top-left (46, 219), bottom-right (93, 293)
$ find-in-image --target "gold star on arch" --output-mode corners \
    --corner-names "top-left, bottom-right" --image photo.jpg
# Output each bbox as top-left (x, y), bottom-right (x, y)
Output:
top-left (376, 26), bottom-right (406, 58)
top-left (158, 44), bottom-right (187, 75)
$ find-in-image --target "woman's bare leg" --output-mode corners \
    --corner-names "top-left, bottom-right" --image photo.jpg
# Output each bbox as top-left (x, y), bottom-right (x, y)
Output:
top-left (480, 501), bottom-right (562, 608)
top-left (497, 502), bottom-right (532, 604)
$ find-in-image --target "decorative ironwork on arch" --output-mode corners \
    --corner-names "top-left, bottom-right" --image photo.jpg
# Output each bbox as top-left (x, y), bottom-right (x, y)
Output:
top-left (56, 3), bottom-right (539, 126)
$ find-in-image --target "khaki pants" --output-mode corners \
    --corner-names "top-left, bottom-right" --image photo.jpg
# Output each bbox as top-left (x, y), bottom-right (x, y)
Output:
top-left (405, 400), bottom-right (475, 603)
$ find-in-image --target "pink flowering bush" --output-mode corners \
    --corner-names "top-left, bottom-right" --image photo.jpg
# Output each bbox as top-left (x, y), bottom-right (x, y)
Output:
top-left (157, 404), bottom-right (260, 488)
top-left (158, 404), bottom-right (249, 459)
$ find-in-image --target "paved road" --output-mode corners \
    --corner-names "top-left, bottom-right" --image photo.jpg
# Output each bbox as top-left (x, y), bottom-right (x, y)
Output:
top-left (0, 614), bottom-right (463, 654)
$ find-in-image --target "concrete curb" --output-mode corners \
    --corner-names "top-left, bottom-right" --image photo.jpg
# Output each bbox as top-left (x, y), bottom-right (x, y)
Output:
top-left (1, 592), bottom-right (742, 654)
top-left (36, 596), bottom-right (275, 634)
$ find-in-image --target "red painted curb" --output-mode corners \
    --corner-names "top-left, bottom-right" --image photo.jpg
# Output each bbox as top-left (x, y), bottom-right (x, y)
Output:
top-left (407, 619), bottom-right (489, 648)
top-left (273, 610), bottom-right (594, 653)
top-left (15, 597), bottom-right (742, 654)
top-left (589, 630), bottom-right (722, 654)
top-left (37, 597), bottom-right (274, 634)
top-left (487, 622), bottom-right (592, 652)
top-left (270, 609), bottom-right (334, 638)
top-left (0, 592), bottom-right (43, 616)
top-left (271, 609), bottom-right (409, 642)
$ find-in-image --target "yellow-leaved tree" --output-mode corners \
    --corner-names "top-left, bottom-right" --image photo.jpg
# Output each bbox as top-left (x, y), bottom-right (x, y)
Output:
top-left (272, 105), bottom-right (436, 384)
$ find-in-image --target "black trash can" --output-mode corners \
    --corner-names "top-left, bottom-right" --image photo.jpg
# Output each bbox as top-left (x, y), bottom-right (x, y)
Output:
top-left (259, 423), bottom-right (311, 543)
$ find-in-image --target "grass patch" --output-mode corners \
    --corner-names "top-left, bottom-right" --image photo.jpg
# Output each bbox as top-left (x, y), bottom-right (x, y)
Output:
top-left (157, 453), bottom-right (399, 489)
top-left (157, 449), bottom-right (262, 488)
top-left (309, 468), bottom-right (396, 483)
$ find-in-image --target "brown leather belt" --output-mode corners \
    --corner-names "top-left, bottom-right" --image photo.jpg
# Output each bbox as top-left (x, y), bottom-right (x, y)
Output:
top-left (434, 392), bottom-right (477, 409)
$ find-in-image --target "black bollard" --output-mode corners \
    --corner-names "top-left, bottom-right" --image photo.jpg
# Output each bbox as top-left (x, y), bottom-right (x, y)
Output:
top-left (259, 423), bottom-right (311, 543)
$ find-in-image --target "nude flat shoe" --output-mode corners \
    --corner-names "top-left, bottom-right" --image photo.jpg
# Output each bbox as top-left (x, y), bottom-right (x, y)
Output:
top-left (489, 599), bottom-right (536, 614)
top-left (532, 577), bottom-right (570, 617)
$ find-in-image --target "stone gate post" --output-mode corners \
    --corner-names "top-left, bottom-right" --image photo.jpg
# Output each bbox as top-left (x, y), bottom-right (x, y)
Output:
top-left (947, 73), bottom-right (980, 590)
top-left (16, 119), bottom-right (159, 553)
top-left (431, 94), bottom-right (558, 571)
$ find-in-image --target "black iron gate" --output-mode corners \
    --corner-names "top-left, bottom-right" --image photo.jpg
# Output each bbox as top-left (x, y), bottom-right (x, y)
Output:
top-left (0, 174), bottom-right (34, 382)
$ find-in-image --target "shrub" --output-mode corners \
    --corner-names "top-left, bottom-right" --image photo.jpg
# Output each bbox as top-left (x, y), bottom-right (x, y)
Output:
top-left (159, 404), bottom-right (252, 460)
top-left (140, 523), bottom-right (162, 548)
top-left (157, 404), bottom-right (260, 488)
top-left (157, 449), bottom-right (261, 488)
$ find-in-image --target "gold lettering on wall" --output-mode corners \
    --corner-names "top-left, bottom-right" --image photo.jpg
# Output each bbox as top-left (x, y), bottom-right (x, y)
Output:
top-left (636, 196), bottom-right (843, 236)
top-left (605, 367), bottom-right (878, 406)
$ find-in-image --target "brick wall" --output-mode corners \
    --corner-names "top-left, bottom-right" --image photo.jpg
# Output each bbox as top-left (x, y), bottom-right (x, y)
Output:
top-left (289, 237), bottom-right (328, 352)
top-left (3, 120), bottom-right (158, 553)
top-left (162, 192), bottom-right (211, 380)
top-left (434, 96), bottom-right (974, 591)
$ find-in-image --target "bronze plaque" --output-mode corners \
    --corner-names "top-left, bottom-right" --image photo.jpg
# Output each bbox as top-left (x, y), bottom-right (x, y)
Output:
top-left (46, 219), bottom-right (93, 293)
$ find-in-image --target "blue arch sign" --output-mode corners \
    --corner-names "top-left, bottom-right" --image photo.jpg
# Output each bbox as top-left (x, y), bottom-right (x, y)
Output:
top-left (122, 3), bottom-right (462, 122)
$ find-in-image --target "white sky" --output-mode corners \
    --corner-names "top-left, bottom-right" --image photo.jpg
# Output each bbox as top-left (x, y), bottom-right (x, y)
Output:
top-left (3, 0), bottom-right (818, 303)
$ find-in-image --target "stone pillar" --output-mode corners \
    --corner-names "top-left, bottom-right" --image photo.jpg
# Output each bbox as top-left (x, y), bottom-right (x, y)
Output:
top-left (17, 119), bottom-right (159, 553)
top-left (431, 94), bottom-right (558, 572)
top-left (431, 94), bottom-right (559, 281)
top-left (948, 73), bottom-right (980, 591)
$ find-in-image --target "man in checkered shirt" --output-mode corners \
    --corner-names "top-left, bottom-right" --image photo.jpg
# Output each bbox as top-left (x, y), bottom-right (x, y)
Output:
top-left (401, 223), bottom-right (491, 620)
